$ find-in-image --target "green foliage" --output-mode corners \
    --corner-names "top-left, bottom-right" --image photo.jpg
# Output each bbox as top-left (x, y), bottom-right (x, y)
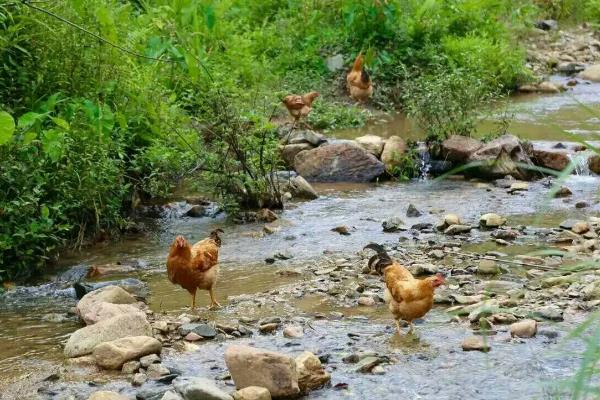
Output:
top-left (403, 69), bottom-right (500, 142)
top-left (387, 146), bottom-right (421, 181)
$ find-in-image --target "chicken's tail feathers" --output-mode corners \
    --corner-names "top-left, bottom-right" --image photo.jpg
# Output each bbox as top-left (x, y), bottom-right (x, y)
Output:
top-left (209, 228), bottom-right (224, 247)
top-left (360, 67), bottom-right (371, 85)
top-left (364, 243), bottom-right (393, 274)
top-left (352, 52), bottom-right (364, 72)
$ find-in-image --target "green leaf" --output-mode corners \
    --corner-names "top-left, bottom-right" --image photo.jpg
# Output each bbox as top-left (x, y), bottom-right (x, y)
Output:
top-left (40, 206), bottom-right (49, 219)
top-left (18, 112), bottom-right (42, 129)
top-left (51, 117), bottom-right (70, 130)
top-left (0, 111), bottom-right (15, 145)
top-left (205, 5), bottom-right (216, 30)
top-left (41, 130), bottom-right (64, 162)
top-left (22, 131), bottom-right (37, 145)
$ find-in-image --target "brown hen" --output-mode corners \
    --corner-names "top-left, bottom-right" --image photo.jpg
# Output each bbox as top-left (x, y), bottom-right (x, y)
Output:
top-left (346, 53), bottom-right (373, 102)
top-left (282, 91), bottom-right (320, 122)
top-left (167, 229), bottom-right (223, 310)
top-left (364, 243), bottom-right (445, 334)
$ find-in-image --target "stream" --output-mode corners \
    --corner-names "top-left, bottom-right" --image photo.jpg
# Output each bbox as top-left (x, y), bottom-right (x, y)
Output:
top-left (2, 77), bottom-right (600, 400)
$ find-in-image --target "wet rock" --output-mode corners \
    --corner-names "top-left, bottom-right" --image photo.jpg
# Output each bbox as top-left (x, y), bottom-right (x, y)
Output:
top-left (354, 356), bottom-right (382, 373)
top-left (77, 285), bottom-right (138, 325)
top-left (283, 325), bottom-right (304, 339)
top-left (462, 336), bottom-right (491, 352)
top-left (478, 259), bottom-right (499, 275)
top-left (533, 305), bottom-right (563, 321)
top-left (331, 226), bottom-right (350, 235)
top-left (532, 148), bottom-right (570, 171)
top-left (358, 296), bottom-right (376, 306)
top-left (225, 345), bottom-right (300, 398)
top-left (88, 391), bottom-right (128, 400)
top-left (132, 373), bottom-right (148, 386)
top-left (559, 219), bottom-right (580, 230)
top-left (510, 319), bottom-right (537, 338)
top-left (259, 323), bottom-right (279, 334)
top-left (294, 142), bottom-right (385, 182)
top-left (480, 213), bottom-right (506, 228)
top-left (280, 144), bottom-right (314, 168)
top-left (185, 332), bottom-right (203, 342)
top-left (147, 363), bottom-right (171, 379)
top-left (232, 387), bottom-right (271, 400)
top-left (491, 229), bottom-right (519, 240)
top-left (173, 376), bottom-right (233, 400)
top-left (482, 280), bottom-right (523, 293)
top-left (508, 182), bottom-right (529, 193)
top-left (136, 386), bottom-right (170, 400)
top-left (579, 64), bottom-right (600, 81)
top-left (286, 176), bottom-right (319, 200)
top-left (589, 154), bottom-right (600, 174)
top-left (406, 203), bottom-right (422, 217)
top-left (558, 62), bottom-right (586, 74)
top-left (356, 135), bottom-right (385, 157)
top-left (282, 129), bottom-right (326, 147)
top-left (428, 250), bottom-right (445, 260)
top-left (441, 135), bottom-right (483, 163)
top-left (64, 313), bottom-right (152, 358)
top-left (178, 323), bottom-right (217, 339)
top-left (466, 135), bottom-right (534, 180)
top-left (257, 209), bottom-right (278, 223)
top-left (554, 186), bottom-right (572, 197)
top-left (382, 217), bottom-right (406, 232)
top-left (122, 360), bottom-right (141, 374)
top-left (161, 391), bottom-right (184, 400)
top-left (572, 222), bottom-right (590, 234)
top-left (185, 205), bottom-right (206, 218)
top-left (295, 351), bottom-right (331, 392)
top-left (576, 201), bottom-right (589, 208)
top-left (452, 294), bottom-right (484, 305)
top-left (93, 336), bottom-right (161, 370)
top-left (380, 136), bottom-right (407, 172)
top-left (371, 365), bottom-right (386, 375)
top-left (444, 214), bottom-right (462, 226)
top-left (74, 278), bottom-right (149, 301)
top-left (140, 353), bottom-right (161, 368)
top-left (444, 224), bottom-right (472, 235)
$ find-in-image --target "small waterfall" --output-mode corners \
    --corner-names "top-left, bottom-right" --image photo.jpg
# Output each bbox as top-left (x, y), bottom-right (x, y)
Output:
top-left (416, 143), bottom-right (431, 180)
top-left (567, 151), bottom-right (593, 176)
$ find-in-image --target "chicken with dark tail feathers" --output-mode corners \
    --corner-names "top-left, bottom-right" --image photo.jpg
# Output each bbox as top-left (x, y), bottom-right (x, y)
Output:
top-left (364, 243), bottom-right (445, 334)
top-left (167, 229), bottom-right (224, 310)
top-left (346, 52), bottom-right (373, 102)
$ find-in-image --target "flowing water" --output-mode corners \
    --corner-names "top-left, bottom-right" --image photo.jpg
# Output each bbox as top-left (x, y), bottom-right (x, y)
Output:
top-left (2, 79), bottom-right (600, 399)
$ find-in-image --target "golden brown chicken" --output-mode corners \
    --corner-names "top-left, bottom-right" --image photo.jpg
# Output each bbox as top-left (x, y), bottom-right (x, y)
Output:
top-left (282, 91), bottom-right (320, 122)
top-left (364, 243), bottom-right (445, 334)
top-left (166, 229), bottom-right (223, 310)
top-left (346, 53), bottom-right (373, 102)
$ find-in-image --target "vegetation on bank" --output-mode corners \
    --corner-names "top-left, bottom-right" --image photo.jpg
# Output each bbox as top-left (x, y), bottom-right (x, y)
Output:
top-left (0, 0), bottom-right (596, 280)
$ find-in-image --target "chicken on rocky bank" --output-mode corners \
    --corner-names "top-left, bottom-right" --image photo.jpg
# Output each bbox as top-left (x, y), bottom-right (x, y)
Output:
top-left (167, 229), bottom-right (224, 310)
top-left (364, 243), bottom-right (445, 334)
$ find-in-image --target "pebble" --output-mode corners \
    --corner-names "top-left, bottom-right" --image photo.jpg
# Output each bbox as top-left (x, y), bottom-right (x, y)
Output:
top-left (122, 360), bottom-right (141, 374)
top-left (283, 325), bottom-right (304, 339)
top-left (259, 323), bottom-right (279, 334)
top-left (358, 296), bottom-right (376, 306)
top-left (147, 363), bottom-right (171, 379)
top-left (132, 372), bottom-right (148, 386)
top-left (461, 336), bottom-right (491, 352)
top-left (185, 332), bottom-right (203, 342)
top-left (510, 319), bottom-right (537, 338)
top-left (478, 259), bottom-right (499, 275)
top-left (140, 354), bottom-right (161, 368)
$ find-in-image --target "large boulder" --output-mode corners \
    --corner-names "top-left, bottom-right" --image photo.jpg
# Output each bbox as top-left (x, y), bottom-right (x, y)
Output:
top-left (579, 64), bottom-right (600, 82)
top-left (356, 135), bottom-right (385, 157)
top-left (294, 142), bottom-right (385, 182)
top-left (225, 345), bottom-right (300, 398)
top-left (278, 175), bottom-right (318, 200)
top-left (280, 144), bottom-right (314, 168)
top-left (441, 135), bottom-right (483, 163)
top-left (380, 136), bottom-right (407, 172)
top-left (295, 351), bottom-right (330, 393)
top-left (280, 129), bottom-right (326, 147)
top-left (532, 147), bottom-right (570, 171)
top-left (64, 313), bottom-right (152, 358)
top-left (93, 336), bottom-right (161, 370)
top-left (173, 376), bottom-right (233, 400)
top-left (77, 285), bottom-right (138, 324)
top-left (466, 135), bottom-right (534, 180)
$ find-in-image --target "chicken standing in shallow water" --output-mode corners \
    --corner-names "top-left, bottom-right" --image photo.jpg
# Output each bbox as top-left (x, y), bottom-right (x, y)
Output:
top-left (167, 229), bottom-right (223, 310)
top-left (364, 243), bottom-right (445, 334)
top-left (282, 91), bottom-right (320, 124)
top-left (346, 53), bottom-right (373, 102)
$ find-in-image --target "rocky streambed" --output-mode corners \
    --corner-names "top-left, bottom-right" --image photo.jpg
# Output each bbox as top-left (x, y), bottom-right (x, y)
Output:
top-left (2, 172), bottom-right (600, 400)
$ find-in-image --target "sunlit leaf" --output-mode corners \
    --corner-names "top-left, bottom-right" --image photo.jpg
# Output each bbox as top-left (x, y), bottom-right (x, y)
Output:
top-left (0, 111), bottom-right (15, 145)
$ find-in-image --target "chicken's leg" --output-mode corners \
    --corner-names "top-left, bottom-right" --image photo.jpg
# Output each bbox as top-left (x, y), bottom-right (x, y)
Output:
top-left (190, 290), bottom-right (196, 311)
top-left (209, 287), bottom-right (221, 309)
top-left (395, 319), bottom-right (403, 335)
top-left (407, 322), bottom-right (414, 334)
